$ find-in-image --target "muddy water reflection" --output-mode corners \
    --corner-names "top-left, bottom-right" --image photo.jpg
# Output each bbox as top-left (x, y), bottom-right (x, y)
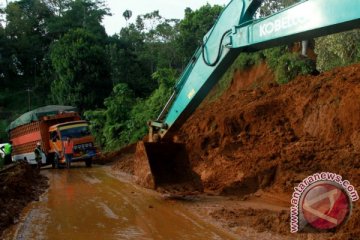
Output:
top-left (5, 165), bottom-right (235, 240)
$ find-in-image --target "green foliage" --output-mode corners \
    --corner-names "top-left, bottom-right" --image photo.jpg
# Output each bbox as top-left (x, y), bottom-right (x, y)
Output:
top-left (264, 46), bottom-right (315, 84)
top-left (258, 0), bottom-right (300, 17)
top-left (106, 36), bottom-right (154, 97)
top-left (125, 11), bottom-right (182, 74)
top-left (84, 83), bottom-right (134, 149)
top-left (3, 0), bottom-right (53, 88)
top-left (83, 109), bottom-right (106, 147)
top-left (47, 0), bottom-right (109, 40)
top-left (315, 29), bottom-right (360, 72)
top-left (85, 68), bottom-right (176, 151)
top-left (102, 84), bottom-right (135, 149)
top-left (50, 28), bottom-right (111, 112)
top-left (118, 24), bottom-right (145, 52)
top-left (1, 0), bottom-right (112, 121)
top-left (274, 52), bottom-right (315, 84)
top-left (234, 52), bottom-right (264, 70)
top-left (177, 4), bottom-right (223, 62)
top-left (0, 119), bottom-right (8, 142)
top-left (43, 0), bottom-right (71, 15)
top-left (0, 25), bottom-right (6, 84)
top-left (123, 68), bottom-right (177, 144)
top-left (263, 46), bottom-right (287, 70)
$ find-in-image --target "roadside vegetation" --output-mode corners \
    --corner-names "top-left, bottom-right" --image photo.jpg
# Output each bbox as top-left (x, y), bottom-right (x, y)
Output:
top-left (1, 0), bottom-right (359, 150)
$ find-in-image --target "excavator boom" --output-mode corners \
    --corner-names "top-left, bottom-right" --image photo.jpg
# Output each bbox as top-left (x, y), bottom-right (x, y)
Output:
top-left (135, 0), bottom-right (360, 189)
top-left (157, 0), bottom-right (360, 139)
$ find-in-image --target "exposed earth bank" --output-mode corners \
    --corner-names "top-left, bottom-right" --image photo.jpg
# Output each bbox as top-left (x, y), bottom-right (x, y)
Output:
top-left (113, 62), bottom-right (360, 239)
top-left (0, 162), bottom-right (48, 237)
top-left (177, 62), bottom-right (360, 196)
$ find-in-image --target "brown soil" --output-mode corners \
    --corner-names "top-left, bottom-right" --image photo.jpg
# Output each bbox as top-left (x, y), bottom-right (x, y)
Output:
top-left (183, 193), bottom-right (360, 239)
top-left (176, 62), bottom-right (360, 196)
top-left (175, 62), bottom-right (360, 239)
top-left (210, 207), bottom-right (290, 235)
top-left (109, 143), bottom-right (137, 174)
top-left (112, 62), bottom-right (360, 239)
top-left (0, 161), bottom-right (48, 237)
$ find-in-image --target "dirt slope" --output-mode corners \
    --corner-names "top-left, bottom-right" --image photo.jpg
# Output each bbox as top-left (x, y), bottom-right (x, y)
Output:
top-left (171, 62), bottom-right (360, 238)
top-left (176, 62), bottom-right (360, 196)
top-left (0, 162), bottom-right (48, 237)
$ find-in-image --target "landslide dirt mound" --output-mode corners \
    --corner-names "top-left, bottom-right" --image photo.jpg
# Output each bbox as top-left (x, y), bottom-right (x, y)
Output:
top-left (210, 207), bottom-right (289, 234)
top-left (208, 203), bottom-right (360, 239)
top-left (176, 62), bottom-right (360, 196)
top-left (110, 143), bottom-right (137, 174)
top-left (173, 62), bottom-right (360, 239)
top-left (0, 162), bottom-right (48, 236)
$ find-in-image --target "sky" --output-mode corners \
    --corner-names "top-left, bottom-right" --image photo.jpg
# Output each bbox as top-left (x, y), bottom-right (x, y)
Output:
top-left (0, 0), bottom-right (230, 35)
top-left (102, 0), bottom-right (229, 35)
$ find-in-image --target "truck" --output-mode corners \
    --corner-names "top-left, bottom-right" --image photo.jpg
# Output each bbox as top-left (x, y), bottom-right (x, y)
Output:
top-left (134, 0), bottom-right (360, 189)
top-left (8, 105), bottom-right (97, 168)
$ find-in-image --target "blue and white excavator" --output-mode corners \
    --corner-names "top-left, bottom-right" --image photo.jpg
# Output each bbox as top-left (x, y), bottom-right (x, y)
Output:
top-left (134, 0), bottom-right (360, 189)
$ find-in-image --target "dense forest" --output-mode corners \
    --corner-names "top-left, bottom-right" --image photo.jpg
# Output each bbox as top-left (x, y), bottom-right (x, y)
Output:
top-left (1, 0), bottom-right (359, 150)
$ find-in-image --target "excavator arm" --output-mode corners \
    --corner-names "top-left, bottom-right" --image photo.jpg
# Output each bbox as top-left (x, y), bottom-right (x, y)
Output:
top-left (149, 0), bottom-right (360, 141)
top-left (136, 0), bottom-right (360, 189)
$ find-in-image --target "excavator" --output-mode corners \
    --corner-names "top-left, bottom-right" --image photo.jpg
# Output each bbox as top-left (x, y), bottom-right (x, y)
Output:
top-left (134, 0), bottom-right (360, 189)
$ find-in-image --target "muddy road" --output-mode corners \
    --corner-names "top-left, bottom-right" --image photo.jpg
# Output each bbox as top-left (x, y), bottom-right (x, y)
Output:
top-left (2, 165), bottom-right (236, 240)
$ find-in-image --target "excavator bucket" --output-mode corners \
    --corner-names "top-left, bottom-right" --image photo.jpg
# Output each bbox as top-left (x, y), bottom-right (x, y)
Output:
top-left (134, 141), bottom-right (202, 192)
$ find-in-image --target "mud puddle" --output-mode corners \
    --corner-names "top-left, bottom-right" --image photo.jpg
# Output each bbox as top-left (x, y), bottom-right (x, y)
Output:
top-left (2, 164), bottom-right (236, 240)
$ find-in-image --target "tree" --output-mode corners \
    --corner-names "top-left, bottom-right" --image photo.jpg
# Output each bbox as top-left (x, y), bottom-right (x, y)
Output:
top-left (43, 0), bottom-right (71, 16)
top-left (315, 29), bottom-right (360, 72)
top-left (106, 41), bottom-right (154, 98)
top-left (119, 23), bottom-right (145, 53)
top-left (47, 0), bottom-right (109, 40)
top-left (0, 23), bottom-right (7, 84)
top-left (122, 68), bottom-right (177, 145)
top-left (176, 4), bottom-right (223, 62)
top-left (146, 19), bottom-right (180, 70)
top-left (50, 28), bottom-right (111, 112)
top-left (3, 0), bottom-right (53, 86)
top-left (258, 0), bottom-right (300, 17)
top-left (85, 68), bottom-right (177, 150)
top-left (84, 83), bottom-right (135, 149)
top-left (102, 83), bottom-right (135, 149)
top-left (134, 11), bottom-right (180, 73)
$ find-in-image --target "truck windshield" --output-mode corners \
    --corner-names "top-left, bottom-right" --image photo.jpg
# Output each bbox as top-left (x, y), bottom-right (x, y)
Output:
top-left (60, 125), bottom-right (91, 139)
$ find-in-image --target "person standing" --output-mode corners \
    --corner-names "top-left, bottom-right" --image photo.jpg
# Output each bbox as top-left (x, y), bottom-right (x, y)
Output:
top-left (0, 145), bottom-right (5, 168)
top-left (34, 142), bottom-right (43, 169)
top-left (63, 137), bottom-right (74, 169)
top-left (1, 141), bottom-right (13, 165)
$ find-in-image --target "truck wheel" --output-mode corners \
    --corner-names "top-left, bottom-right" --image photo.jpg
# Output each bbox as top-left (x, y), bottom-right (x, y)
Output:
top-left (85, 158), bottom-right (92, 168)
